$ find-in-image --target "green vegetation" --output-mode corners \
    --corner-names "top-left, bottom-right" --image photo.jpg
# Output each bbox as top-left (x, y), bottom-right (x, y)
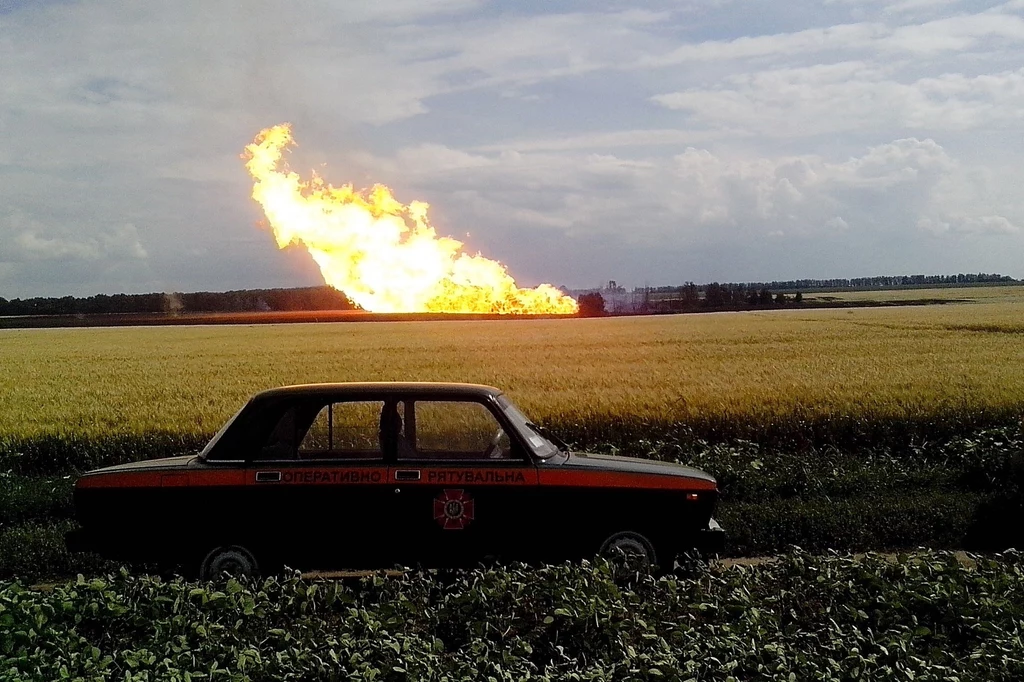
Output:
top-left (0, 289), bottom-right (1023, 577)
top-left (4, 551), bottom-right (1024, 681)
top-left (0, 289), bottom-right (1022, 677)
top-left (0, 285), bottom-right (354, 317)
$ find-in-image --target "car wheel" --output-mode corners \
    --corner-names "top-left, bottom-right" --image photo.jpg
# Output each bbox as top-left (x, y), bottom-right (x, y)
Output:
top-left (199, 544), bottom-right (258, 581)
top-left (598, 531), bottom-right (658, 575)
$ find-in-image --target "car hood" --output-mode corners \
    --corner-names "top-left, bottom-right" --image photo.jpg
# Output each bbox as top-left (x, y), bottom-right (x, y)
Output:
top-left (563, 451), bottom-right (716, 485)
top-left (84, 455), bottom-right (197, 476)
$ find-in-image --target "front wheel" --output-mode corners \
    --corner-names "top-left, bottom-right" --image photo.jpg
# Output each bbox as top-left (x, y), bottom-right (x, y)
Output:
top-left (598, 531), bottom-right (658, 576)
top-left (199, 544), bottom-right (259, 581)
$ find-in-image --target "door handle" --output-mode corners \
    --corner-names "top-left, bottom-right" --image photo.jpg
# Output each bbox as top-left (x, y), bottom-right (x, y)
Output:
top-left (394, 469), bottom-right (421, 481)
top-left (255, 471), bottom-right (281, 483)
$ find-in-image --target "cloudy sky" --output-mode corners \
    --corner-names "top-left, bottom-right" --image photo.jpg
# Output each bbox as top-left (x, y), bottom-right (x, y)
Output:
top-left (1, 0), bottom-right (1022, 297)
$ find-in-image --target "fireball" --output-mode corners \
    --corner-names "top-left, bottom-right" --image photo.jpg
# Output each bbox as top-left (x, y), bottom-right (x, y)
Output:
top-left (242, 124), bottom-right (578, 314)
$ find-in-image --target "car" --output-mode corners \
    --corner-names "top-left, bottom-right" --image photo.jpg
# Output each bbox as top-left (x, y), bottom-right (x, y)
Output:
top-left (66, 382), bottom-right (724, 578)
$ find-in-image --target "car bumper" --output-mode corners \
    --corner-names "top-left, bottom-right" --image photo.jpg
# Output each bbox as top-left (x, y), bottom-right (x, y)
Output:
top-left (695, 517), bottom-right (725, 552)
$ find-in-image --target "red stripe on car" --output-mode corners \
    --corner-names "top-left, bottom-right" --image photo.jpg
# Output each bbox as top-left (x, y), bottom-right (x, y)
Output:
top-left (539, 470), bottom-right (717, 491)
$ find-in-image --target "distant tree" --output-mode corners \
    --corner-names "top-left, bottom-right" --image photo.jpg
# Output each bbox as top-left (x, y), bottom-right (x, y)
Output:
top-left (577, 292), bottom-right (606, 317)
top-left (774, 292), bottom-right (788, 305)
top-left (681, 282), bottom-right (699, 306)
top-left (794, 291), bottom-right (803, 304)
top-left (704, 283), bottom-right (726, 308)
top-left (758, 288), bottom-right (773, 305)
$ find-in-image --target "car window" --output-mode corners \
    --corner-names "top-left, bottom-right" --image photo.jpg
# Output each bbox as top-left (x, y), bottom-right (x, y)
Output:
top-left (259, 405), bottom-right (302, 460)
top-left (297, 401), bottom-right (384, 460)
top-left (405, 400), bottom-right (514, 460)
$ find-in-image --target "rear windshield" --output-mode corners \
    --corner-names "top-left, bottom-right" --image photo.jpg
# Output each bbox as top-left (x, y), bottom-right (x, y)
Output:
top-left (198, 403), bottom-right (247, 459)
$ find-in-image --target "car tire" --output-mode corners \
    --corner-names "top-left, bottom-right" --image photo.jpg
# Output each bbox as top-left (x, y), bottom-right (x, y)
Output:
top-left (199, 544), bottom-right (258, 581)
top-left (598, 531), bottom-right (658, 575)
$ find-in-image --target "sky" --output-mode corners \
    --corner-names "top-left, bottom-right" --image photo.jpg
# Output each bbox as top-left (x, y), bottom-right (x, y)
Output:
top-left (1, 0), bottom-right (1022, 297)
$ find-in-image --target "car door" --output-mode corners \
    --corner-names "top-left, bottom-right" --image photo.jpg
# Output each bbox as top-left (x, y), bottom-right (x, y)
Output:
top-left (248, 397), bottom-right (391, 570)
top-left (386, 397), bottom-right (539, 567)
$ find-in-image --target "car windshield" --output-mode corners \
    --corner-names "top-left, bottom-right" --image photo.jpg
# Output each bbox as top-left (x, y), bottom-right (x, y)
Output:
top-left (497, 395), bottom-right (560, 459)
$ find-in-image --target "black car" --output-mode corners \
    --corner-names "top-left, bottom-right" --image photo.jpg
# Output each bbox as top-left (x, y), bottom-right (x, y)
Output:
top-left (67, 383), bottom-right (723, 578)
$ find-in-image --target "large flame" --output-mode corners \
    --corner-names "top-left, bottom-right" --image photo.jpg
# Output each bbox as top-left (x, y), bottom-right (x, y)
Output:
top-left (242, 124), bottom-right (578, 314)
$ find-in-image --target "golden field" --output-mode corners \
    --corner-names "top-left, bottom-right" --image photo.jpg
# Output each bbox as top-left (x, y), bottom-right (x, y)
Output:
top-left (0, 288), bottom-right (1022, 441)
top-left (802, 284), bottom-right (1024, 304)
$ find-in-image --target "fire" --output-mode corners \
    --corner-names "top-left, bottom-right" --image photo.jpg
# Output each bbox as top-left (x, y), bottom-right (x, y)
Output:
top-left (242, 124), bottom-right (578, 314)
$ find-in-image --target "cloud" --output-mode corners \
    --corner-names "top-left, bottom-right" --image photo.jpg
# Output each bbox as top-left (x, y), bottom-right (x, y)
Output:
top-left (12, 231), bottom-right (103, 262)
top-left (885, 0), bottom-right (963, 14)
top-left (918, 215), bottom-right (1019, 234)
top-left (390, 145), bottom-right (497, 174)
top-left (0, 0), bottom-right (1023, 295)
top-left (885, 12), bottom-right (1024, 54)
top-left (657, 139), bottom-right (955, 234)
top-left (1, 214), bottom-right (148, 263)
top-left (653, 65), bottom-right (1024, 136)
top-left (354, 137), bottom-right (1018, 249)
top-left (0, 213), bottom-right (152, 297)
top-left (640, 6), bottom-right (1024, 67)
top-left (639, 22), bottom-right (885, 67)
top-left (472, 129), bottom-right (742, 153)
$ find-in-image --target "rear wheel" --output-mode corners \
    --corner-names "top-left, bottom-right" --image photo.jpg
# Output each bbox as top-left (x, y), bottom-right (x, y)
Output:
top-left (199, 544), bottom-right (258, 581)
top-left (598, 531), bottom-right (658, 576)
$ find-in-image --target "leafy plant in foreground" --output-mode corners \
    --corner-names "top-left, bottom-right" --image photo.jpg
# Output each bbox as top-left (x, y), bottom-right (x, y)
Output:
top-left (2, 551), bottom-right (1023, 681)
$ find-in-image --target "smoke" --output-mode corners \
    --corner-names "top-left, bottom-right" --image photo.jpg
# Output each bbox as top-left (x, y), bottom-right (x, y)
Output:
top-left (164, 292), bottom-right (184, 314)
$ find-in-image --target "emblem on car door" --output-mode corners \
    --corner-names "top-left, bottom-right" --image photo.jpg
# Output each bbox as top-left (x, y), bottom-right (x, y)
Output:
top-left (433, 489), bottom-right (475, 530)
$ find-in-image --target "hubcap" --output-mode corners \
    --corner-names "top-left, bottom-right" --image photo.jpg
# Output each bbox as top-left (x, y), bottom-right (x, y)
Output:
top-left (600, 533), bottom-right (655, 577)
top-left (606, 537), bottom-right (650, 562)
top-left (204, 547), bottom-right (255, 579)
top-left (216, 557), bottom-right (245, 575)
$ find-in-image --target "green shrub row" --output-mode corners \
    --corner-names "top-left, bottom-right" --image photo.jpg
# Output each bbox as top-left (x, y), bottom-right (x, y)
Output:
top-left (0, 432), bottom-right (207, 478)
top-left (625, 424), bottom-right (1024, 502)
top-left (0, 473), bottom-right (74, 525)
top-left (2, 416), bottom-right (1021, 479)
top-left (720, 491), bottom-right (984, 556)
top-left (3, 551), bottom-right (1024, 681)
top-left (2, 426), bottom-right (1021, 506)
top-left (560, 409), bottom-right (1024, 453)
top-left (0, 521), bottom-right (116, 582)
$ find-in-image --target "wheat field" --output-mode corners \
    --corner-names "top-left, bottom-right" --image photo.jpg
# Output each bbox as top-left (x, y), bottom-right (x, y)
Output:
top-left (803, 284), bottom-right (1024, 304)
top-left (0, 288), bottom-right (1022, 442)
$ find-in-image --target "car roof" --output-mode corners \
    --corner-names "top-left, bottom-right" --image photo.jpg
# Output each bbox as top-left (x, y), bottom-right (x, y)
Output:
top-left (198, 382), bottom-right (509, 461)
top-left (251, 382), bottom-right (504, 401)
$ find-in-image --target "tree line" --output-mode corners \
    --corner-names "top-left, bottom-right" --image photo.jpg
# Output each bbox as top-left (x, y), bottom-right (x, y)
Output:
top-left (730, 272), bottom-right (1016, 291)
top-left (576, 272), bottom-right (1017, 315)
top-left (0, 286), bottom-right (355, 317)
top-left (2, 271), bottom-right (1016, 318)
top-left (578, 283), bottom-right (805, 316)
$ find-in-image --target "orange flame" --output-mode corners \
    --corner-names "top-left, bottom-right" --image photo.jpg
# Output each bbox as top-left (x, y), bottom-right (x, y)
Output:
top-left (242, 124), bottom-right (578, 314)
